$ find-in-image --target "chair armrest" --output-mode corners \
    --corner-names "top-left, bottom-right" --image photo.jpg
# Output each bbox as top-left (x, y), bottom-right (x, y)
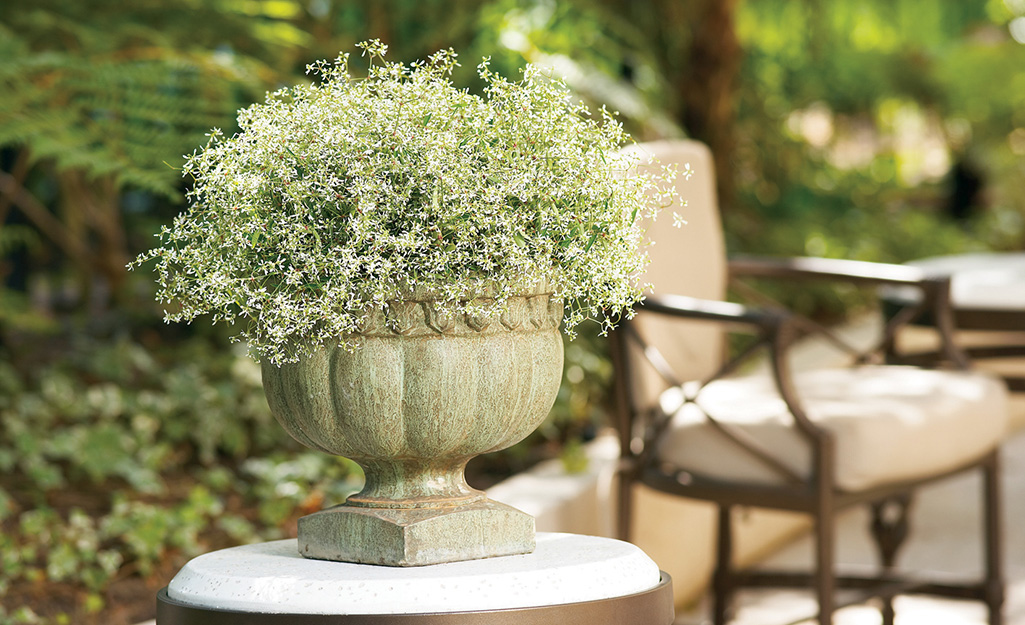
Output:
top-left (622, 293), bottom-right (833, 468)
top-left (727, 254), bottom-right (968, 369)
top-left (639, 293), bottom-right (789, 331)
top-left (729, 255), bottom-right (929, 287)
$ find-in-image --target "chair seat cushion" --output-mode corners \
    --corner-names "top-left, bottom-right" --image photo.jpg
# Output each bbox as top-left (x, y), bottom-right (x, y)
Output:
top-left (655, 366), bottom-right (1008, 492)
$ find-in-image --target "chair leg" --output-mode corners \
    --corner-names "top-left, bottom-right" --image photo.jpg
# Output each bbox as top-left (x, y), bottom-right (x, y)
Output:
top-left (815, 503), bottom-right (836, 625)
top-left (870, 494), bottom-right (912, 625)
top-left (870, 494), bottom-right (911, 567)
top-left (616, 469), bottom-right (633, 542)
top-left (983, 452), bottom-right (1005, 625)
top-left (712, 505), bottom-right (734, 625)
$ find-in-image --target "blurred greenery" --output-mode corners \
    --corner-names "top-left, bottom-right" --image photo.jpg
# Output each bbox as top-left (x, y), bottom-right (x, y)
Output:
top-left (3, 0), bottom-right (1025, 622)
top-left (0, 334), bottom-right (363, 623)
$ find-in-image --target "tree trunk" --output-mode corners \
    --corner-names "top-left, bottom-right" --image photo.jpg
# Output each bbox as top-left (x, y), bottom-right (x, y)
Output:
top-left (676, 0), bottom-right (742, 215)
top-left (602, 0), bottom-right (743, 214)
top-left (59, 170), bottom-right (129, 302)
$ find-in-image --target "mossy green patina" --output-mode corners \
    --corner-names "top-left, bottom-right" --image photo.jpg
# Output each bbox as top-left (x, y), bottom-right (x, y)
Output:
top-left (261, 291), bottom-right (563, 566)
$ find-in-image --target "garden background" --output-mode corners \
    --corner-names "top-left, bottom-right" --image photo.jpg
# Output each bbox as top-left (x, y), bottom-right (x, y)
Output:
top-left (2, 1), bottom-right (1025, 623)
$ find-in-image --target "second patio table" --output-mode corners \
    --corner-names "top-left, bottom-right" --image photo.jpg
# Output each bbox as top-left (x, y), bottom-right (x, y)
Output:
top-left (881, 251), bottom-right (1025, 390)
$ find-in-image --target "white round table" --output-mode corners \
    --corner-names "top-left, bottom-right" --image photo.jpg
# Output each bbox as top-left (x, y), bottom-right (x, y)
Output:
top-left (156, 533), bottom-right (673, 624)
top-left (881, 252), bottom-right (1025, 391)
top-left (882, 252), bottom-right (1025, 330)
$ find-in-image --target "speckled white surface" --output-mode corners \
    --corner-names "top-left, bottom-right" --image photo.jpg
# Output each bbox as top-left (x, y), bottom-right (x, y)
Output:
top-left (166, 532), bottom-right (661, 615)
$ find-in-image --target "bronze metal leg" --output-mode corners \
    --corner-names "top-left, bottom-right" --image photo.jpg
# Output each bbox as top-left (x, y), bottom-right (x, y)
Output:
top-left (713, 505), bottom-right (734, 625)
top-left (983, 452), bottom-right (1005, 625)
top-left (870, 494), bottom-right (912, 625)
top-left (815, 500), bottom-right (836, 625)
top-left (617, 472), bottom-right (633, 542)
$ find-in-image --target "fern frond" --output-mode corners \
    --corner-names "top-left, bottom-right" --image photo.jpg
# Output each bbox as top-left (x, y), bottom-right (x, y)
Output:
top-left (0, 3), bottom-right (289, 199)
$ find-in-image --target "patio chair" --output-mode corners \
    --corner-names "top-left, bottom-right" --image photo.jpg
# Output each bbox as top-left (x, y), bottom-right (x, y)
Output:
top-left (610, 139), bottom-right (1008, 625)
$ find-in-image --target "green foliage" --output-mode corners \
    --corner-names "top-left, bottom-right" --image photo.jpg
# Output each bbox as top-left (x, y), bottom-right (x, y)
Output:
top-left (0, 337), bottom-right (275, 495)
top-left (548, 330), bottom-right (612, 437)
top-left (733, 0), bottom-right (1025, 255)
top-left (0, 0), bottom-right (304, 199)
top-left (0, 225), bottom-right (38, 258)
top-left (0, 605), bottom-right (44, 625)
top-left (471, 0), bottom-right (676, 134)
top-left (714, 0), bottom-right (1025, 318)
top-left (0, 333), bottom-right (363, 617)
top-left (101, 487), bottom-right (222, 575)
top-left (240, 452), bottom-right (363, 527)
top-left (0, 225), bottom-right (54, 334)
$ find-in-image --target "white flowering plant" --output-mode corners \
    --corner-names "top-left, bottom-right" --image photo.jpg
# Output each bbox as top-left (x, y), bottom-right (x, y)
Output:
top-left (131, 41), bottom-right (677, 365)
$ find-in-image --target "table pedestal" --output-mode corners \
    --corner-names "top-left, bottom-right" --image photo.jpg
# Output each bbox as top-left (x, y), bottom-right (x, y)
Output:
top-left (156, 532), bottom-right (673, 624)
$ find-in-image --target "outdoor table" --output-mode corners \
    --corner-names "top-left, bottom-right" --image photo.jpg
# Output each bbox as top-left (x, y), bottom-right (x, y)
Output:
top-left (156, 532), bottom-right (674, 624)
top-left (881, 251), bottom-right (1025, 390)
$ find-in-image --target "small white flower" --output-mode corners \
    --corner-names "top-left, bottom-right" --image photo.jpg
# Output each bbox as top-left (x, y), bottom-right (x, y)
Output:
top-left (128, 42), bottom-right (682, 365)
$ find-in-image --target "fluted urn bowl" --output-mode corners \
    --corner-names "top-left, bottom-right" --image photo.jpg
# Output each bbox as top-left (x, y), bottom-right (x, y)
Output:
top-left (261, 290), bottom-right (564, 566)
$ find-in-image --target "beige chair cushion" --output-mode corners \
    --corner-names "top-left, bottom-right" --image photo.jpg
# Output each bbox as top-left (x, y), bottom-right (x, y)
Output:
top-left (627, 139), bottom-right (727, 389)
top-left (656, 366), bottom-right (1008, 492)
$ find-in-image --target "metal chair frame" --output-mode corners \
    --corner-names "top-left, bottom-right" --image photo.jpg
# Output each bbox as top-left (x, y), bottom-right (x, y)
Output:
top-left (610, 256), bottom-right (1005, 625)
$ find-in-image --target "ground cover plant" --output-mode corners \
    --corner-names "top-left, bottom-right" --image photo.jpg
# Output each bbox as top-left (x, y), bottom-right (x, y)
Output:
top-left (0, 330), bottom-right (365, 624)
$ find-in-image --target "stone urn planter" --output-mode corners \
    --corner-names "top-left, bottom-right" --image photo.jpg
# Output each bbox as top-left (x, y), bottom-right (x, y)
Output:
top-left (261, 290), bottom-right (564, 566)
top-left (132, 42), bottom-right (675, 570)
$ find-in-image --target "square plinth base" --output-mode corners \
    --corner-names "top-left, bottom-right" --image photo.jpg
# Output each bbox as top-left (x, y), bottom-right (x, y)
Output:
top-left (297, 499), bottom-right (535, 566)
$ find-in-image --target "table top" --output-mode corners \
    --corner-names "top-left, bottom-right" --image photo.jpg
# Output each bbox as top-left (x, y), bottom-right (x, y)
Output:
top-left (882, 252), bottom-right (1025, 312)
top-left (166, 533), bottom-right (663, 616)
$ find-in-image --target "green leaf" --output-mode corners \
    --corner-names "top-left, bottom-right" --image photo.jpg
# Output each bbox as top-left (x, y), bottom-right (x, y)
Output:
top-left (78, 425), bottom-right (133, 482)
top-left (0, 487), bottom-right (14, 522)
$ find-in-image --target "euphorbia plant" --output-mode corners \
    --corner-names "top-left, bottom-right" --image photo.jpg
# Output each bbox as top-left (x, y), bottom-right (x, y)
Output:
top-left (131, 40), bottom-right (677, 365)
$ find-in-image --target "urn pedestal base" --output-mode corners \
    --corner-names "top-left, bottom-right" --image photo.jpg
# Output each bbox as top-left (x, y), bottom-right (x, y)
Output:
top-left (297, 499), bottom-right (534, 566)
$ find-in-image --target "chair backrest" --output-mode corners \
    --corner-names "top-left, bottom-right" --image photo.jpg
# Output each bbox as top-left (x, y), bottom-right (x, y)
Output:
top-left (624, 139), bottom-right (727, 410)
